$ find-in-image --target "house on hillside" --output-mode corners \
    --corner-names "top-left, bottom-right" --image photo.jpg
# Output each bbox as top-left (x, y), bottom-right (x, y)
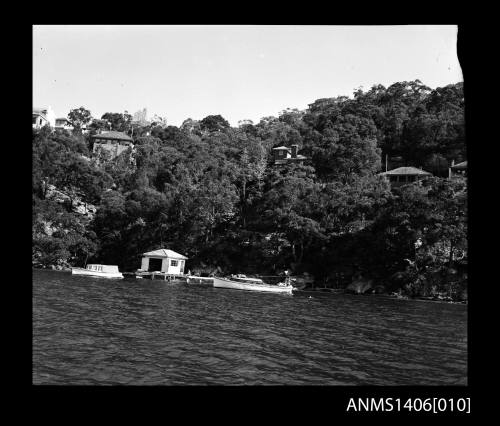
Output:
top-left (139, 249), bottom-right (188, 275)
top-left (378, 166), bottom-right (432, 187)
top-left (33, 111), bottom-right (48, 129)
top-left (33, 106), bottom-right (56, 129)
top-left (272, 144), bottom-right (308, 165)
top-left (55, 117), bottom-right (74, 132)
top-left (91, 131), bottom-right (134, 160)
top-left (449, 160), bottom-right (467, 179)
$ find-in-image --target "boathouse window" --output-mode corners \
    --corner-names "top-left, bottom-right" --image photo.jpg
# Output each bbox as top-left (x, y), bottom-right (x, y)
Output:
top-left (171, 260), bottom-right (178, 267)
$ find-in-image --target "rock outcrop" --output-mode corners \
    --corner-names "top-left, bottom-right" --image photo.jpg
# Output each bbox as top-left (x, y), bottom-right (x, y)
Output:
top-left (346, 275), bottom-right (374, 294)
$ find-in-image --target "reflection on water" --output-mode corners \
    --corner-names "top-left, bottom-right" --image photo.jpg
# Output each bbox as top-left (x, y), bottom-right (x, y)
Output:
top-left (33, 270), bottom-right (467, 385)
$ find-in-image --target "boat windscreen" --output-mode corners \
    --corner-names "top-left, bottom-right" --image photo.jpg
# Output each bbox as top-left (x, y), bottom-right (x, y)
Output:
top-left (101, 265), bottom-right (120, 273)
top-left (233, 277), bottom-right (264, 283)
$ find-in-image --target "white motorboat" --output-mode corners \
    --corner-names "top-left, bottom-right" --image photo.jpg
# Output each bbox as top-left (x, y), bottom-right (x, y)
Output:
top-left (71, 264), bottom-right (124, 279)
top-left (213, 275), bottom-right (294, 294)
top-left (186, 276), bottom-right (214, 285)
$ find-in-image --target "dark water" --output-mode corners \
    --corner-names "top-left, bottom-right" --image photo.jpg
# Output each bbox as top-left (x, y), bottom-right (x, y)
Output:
top-left (33, 269), bottom-right (467, 385)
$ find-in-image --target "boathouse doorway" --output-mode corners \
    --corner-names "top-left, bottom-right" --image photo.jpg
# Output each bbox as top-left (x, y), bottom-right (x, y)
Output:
top-left (148, 258), bottom-right (163, 272)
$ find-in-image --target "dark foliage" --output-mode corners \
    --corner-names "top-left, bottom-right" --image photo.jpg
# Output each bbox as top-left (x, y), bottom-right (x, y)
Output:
top-left (32, 80), bottom-right (466, 299)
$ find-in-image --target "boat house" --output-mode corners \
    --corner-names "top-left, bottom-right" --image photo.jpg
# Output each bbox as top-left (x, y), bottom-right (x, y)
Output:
top-left (139, 249), bottom-right (188, 275)
top-left (378, 166), bottom-right (432, 187)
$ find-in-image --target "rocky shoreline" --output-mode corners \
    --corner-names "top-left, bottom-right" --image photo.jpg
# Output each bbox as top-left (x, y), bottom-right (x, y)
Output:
top-left (295, 288), bottom-right (467, 304)
top-left (33, 264), bottom-right (72, 272)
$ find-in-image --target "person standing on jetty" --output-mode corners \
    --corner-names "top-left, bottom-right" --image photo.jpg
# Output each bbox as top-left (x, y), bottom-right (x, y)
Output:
top-left (284, 270), bottom-right (291, 286)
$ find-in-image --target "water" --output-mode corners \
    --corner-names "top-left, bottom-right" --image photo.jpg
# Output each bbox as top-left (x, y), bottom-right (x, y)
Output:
top-left (33, 269), bottom-right (467, 385)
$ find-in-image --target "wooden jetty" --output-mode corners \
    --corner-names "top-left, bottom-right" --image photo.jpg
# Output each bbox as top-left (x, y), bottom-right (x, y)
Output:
top-left (135, 271), bottom-right (188, 282)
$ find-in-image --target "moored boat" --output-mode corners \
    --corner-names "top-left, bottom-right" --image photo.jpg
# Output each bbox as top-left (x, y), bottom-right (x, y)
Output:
top-left (71, 264), bottom-right (124, 279)
top-left (213, 275), bottom-right (293, 294)
top-left (186, 276), bottom-right (214, 285)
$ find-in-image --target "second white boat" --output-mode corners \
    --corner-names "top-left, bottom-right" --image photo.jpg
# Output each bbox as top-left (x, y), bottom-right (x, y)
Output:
top-left (213, 275), bottom-right (293, 294)
top-left (71, 264), bottom-right (124, 279)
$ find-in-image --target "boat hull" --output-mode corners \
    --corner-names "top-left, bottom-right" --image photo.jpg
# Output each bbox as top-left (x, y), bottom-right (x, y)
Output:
top-left (71, 268), bottom-right (124, 279)
top-left (186, 276), bottom-right (214, 285)
top-left (213, 277), bottom-right (293, 294)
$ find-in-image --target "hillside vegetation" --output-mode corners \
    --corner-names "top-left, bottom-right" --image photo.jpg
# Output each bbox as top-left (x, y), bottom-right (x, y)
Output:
top-left (32, 80), bottom-right (467, 300)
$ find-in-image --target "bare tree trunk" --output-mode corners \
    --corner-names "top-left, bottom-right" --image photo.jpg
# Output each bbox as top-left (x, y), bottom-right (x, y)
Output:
top-left (67, 196), bottom-right (74, 213)
top-left (298, 241), bottom-right (304, 264)
top-left (42, 180), bottom-right (48, 200)
top-left (241, 179), bottom-right (247, 229)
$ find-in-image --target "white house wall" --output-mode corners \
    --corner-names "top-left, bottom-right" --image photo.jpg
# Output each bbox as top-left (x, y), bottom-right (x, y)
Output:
top-left (161, 258), bottom-right (169, 273)
top-left (140, 256), bottom-right (187, 274)
top-left (45, 106), bottom-right (56, 128)
top-left (166, 258), bottom-right (180, 274)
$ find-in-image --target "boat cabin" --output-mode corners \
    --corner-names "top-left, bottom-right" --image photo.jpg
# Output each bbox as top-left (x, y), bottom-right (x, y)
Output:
top-left (139, 248), bottom-right (188, 274)
top-left (86, 264), bottom-right (120, 274)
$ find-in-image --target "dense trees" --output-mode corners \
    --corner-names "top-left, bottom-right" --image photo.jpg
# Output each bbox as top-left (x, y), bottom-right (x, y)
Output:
top-left (199, 114), bottom-right (231, 133)
top-left (349, 80), bottom-right (465, 174)
top-left (32, 129), bottom-right (113, 268)
top-left (100, 111), bottom-right (133, 133)
top-left (363, 177), bottom-right (467, 298)
top-left (67, 107), bottom-right (93, 132)
top-left (32, 80), bottom-right (467, 299)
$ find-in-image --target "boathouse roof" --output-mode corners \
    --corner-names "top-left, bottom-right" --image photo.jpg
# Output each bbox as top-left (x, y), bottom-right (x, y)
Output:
top-left (142, 249), bottom-right (188, 259)
top-left (91, 131), bottom-right (133, 142)
top-left (379, 166), bottom-right (432, 176)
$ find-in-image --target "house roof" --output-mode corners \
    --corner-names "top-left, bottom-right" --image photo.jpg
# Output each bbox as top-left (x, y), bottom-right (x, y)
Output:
top-left (451, 161), bottom-right (467, 170)
top-left (33, 111), bottom-right (47, 120)
top-left (379, 166), bottom-right (432, 176)
top-left (91, 131), bottom-right (133, 142)
top-left (142, 248), bottom-right (188, 259)
top-left (272, 146), bottom-right (291, 151)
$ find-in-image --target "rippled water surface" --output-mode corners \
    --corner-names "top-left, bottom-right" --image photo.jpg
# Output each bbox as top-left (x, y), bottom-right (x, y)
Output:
top-left (33, 270), bottom-right (467, 385)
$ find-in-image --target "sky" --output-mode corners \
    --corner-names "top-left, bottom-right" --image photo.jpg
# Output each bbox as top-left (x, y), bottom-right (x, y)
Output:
top-left (33, 25), bottom-right (462, 127)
